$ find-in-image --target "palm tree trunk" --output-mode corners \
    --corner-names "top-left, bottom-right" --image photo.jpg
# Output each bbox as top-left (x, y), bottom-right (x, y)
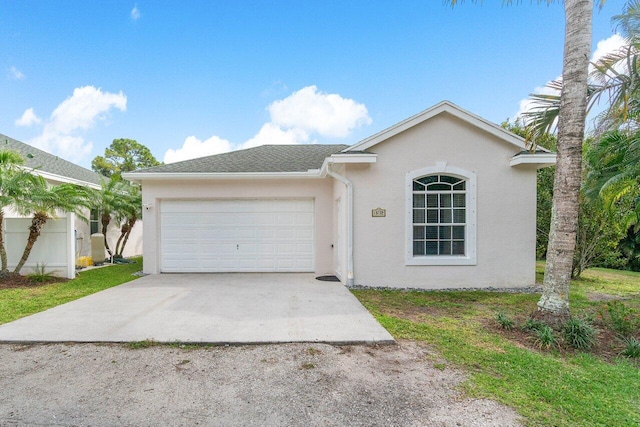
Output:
top-left (537, 0), bottom-right (592, 325)
top-left (101, 213), bottom-right (113, 257)
top-left (119, 217), bottom-right (137, 257)
top-left (13, 212), bottom-right (49, 275)
top-left (114, 223), bottom-right (129, 258)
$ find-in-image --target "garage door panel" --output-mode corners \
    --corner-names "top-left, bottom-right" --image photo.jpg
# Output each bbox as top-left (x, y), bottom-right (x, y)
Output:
top-left (258, 243), bottom-right (276, 253)
top-left (277, 214), bottom-right (295, 226)
top-left (257, 229), bottom-right (276, 239)
top-left (257, 214), bottom-right (277, 225)
top-left (277, 228), bottom-right (295, 239)
top-left (160, 199), bottom-right (314, 273)
top-left (295, 213), bottom-right (314, 225)
top-left (296, 229), bottom-right (313, 239)
top-left (296, 242), bottom-right (314, 253)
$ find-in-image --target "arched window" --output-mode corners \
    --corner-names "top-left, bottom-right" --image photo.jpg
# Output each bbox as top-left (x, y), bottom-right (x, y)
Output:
top-left (406, 164), bottom-right (476, 265)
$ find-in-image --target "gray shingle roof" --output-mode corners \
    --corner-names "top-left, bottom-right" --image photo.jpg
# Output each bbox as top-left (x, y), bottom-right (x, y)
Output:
top-left (0, 133), bottom-right (102, 185)
top-left (132, 144), bottom-right (351, 174)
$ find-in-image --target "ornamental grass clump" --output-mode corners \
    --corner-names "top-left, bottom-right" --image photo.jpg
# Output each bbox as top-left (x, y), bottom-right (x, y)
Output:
top-left (620, 336), bottom-right (640, 358)
top-left (534, 325), bottom-right (557, 350)
top-left (495, 312), bottom-right (514, 331)
top-left (563, 317), bottom-right (596, 351)
top-left (522, 318), bottom-right (546, 333)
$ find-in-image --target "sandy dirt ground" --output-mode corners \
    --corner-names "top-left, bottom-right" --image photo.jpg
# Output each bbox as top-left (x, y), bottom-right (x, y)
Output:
top-left (0, 341), bottom-right (521, 426)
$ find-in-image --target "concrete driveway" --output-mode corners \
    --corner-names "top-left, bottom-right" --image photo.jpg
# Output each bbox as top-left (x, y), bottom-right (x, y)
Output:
top-left (0, 273), bottom-right (394, 344)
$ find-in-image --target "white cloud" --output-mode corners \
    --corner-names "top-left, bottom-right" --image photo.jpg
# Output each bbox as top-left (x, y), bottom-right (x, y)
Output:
top-left (15, 108), bottom-right (41, 127)
top-left (269, 85), bottom-right (372, 138)
top-left (29, 86), bottom-right (127, 162)
top-left (513, 34), bottom-right (627, 122)
top-left (164, 135), bottom-right (233, 163)
top-left (130, 4), bottom-right (141, 21)
top-left (8, 66), bottom-right (25, 80)
top-left (241, 123), bottom-right (310, 150)
top-left (47, 86), bottom-right (127, 134)
top-left (591, 34), bottom-right (626, 66)
top-left (164, 85), bottom-right (371, 163)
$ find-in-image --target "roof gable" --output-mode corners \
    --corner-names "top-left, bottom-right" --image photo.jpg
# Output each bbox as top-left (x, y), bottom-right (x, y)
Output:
top-left (0, 133), bottom-right (102, 186)
top-left (344, 100), bottom-right (528, 153)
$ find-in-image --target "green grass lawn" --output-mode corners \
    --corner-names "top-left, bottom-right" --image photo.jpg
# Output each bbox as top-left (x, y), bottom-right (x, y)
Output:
top-left (0, 257), bottom-right (142, 325)
top-left (353, 266), bottom-right (640, 427)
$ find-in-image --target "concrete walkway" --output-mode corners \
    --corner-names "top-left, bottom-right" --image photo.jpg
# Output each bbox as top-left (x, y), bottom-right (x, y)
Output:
top-left (0, 273), bottom-right (394, 344)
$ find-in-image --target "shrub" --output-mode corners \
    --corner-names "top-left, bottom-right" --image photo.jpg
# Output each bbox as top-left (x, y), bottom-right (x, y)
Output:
top-left (27, 263), bottom-right (58, 283)
top-left (522, 318), bottom-right (546, 333)
top-left (620, 336), bottom-right (640, 358)
top-left (605, 301), bottom-right (640, 337)
top-left (563, 317), bottom-right (597, 351)
top-left (496, 312), bottom-right (514, 330)
top-left (534, 325), bottom-right (557, 350)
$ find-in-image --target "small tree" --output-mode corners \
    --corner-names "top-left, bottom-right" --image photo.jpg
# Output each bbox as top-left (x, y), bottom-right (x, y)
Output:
top-left (113, 183), bottom-right (141, 258)
top-left (572, 194), bottom-right (626, 277)
top-left (92, 138), bottom-right (160, 180)
top-left (0, 150), bottom-right (42, 275)
top-left (93, 179), bottom-right (133, 258)
top-left (13, 183), bottom-right (92, 275)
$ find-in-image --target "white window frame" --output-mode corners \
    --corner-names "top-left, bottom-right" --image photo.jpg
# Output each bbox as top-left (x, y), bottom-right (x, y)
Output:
top-left (406, 163), bottom-right (477, 266)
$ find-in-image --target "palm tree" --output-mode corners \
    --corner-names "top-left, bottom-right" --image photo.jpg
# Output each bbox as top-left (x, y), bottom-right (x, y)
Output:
top-left (585, 129), bottom-right (640, 228)
top-left (534, 0), bottom-right (593, 324)
top-left (0, 150), bottom-right (43, 275)
top-left (524, 2), bottom-right (640, 137)
top-left (13, 182), bottom-right (92, 275)
top-left (113, 183), bottom-right (142, 258)
top-left (93, 178), bottom-right (131, 258)
top-left (450, 0), bottom-right (595, 324)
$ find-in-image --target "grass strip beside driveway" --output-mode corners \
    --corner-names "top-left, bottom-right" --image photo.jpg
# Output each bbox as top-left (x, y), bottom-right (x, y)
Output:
top-left (352, 267), bottom-right (640, 427)
top-left (0, 258), bottom-right (142, 325)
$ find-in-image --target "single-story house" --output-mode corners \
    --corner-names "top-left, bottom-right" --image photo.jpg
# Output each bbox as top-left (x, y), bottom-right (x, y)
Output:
top-left (123, 101), bottom-right (555, 289)
top-left (1, 134), bottom-right (143, 278)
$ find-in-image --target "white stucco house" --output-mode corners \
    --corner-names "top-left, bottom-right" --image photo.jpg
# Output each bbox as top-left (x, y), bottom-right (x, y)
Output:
top-left (124, 101), bottom-right (555, 289)
top-left (1, 134), bottom-right (143, 278)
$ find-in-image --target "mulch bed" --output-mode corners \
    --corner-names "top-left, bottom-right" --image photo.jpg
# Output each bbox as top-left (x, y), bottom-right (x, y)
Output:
top-left (0, 273), bottom-right (67, 290)
top-left (486, 317), bottom-right (634, 363)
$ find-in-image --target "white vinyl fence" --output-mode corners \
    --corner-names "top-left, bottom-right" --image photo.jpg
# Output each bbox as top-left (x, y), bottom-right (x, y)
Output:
top-left (4, 214), bottom-right (76, 279)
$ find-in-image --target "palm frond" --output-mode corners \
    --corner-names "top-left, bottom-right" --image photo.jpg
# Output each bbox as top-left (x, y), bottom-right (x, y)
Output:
top-left (612, 0), bottom-right (640, 40)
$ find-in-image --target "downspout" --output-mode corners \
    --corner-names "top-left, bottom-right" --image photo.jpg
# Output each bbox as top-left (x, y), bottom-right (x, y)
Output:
top-left (326, 164), bottom-right (354, 287)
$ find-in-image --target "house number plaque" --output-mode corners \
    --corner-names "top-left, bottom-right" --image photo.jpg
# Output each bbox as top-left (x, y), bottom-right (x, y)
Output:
top-left (372, 207), bottom-right (386, 217)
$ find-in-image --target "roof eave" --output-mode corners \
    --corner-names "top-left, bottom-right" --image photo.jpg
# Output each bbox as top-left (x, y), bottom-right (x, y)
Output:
top-left (327, 153), bottom-right (377, 164)
top-left (23, 167), bottom-right (101, 189)
top-left (318, 153), bottom-right (377, 177)
top-left (122, 170), bottom-right (324, 182)
top-left (509, 153), bottom-right (557, 168)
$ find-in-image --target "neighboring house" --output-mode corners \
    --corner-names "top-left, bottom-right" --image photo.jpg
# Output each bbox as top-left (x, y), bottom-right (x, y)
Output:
top-left (123, 101), bottom-right (555, 289)
top-left (0, 134), bottom-right (143, 278)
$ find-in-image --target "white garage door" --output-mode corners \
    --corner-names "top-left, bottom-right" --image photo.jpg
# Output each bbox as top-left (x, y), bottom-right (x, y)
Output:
top-left (160, 199), bottom-right (315, 272)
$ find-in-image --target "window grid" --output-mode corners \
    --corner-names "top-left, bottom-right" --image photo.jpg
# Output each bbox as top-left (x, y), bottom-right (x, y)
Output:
top-left (412, 175), bottom-right (466, 256)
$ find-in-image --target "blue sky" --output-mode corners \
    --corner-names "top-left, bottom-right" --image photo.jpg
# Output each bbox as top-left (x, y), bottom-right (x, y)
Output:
top-left (0, 1), bottom-right (627, 168)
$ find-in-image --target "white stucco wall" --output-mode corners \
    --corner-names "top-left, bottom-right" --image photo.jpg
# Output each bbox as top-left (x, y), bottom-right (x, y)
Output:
top-left (140, 178), bottom-right (334, 275)
top-left (331, 164), bottom-right (348, 281)
top-left (345, 112), bottom-right (538, 289)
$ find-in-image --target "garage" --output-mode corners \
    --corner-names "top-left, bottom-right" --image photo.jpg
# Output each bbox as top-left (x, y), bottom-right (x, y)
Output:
top-left (160, 199), bottom-right (315, 272)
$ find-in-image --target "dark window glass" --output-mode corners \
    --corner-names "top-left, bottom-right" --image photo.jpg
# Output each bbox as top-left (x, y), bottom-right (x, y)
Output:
top-left (412, 174), bottom-right (467, 257)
